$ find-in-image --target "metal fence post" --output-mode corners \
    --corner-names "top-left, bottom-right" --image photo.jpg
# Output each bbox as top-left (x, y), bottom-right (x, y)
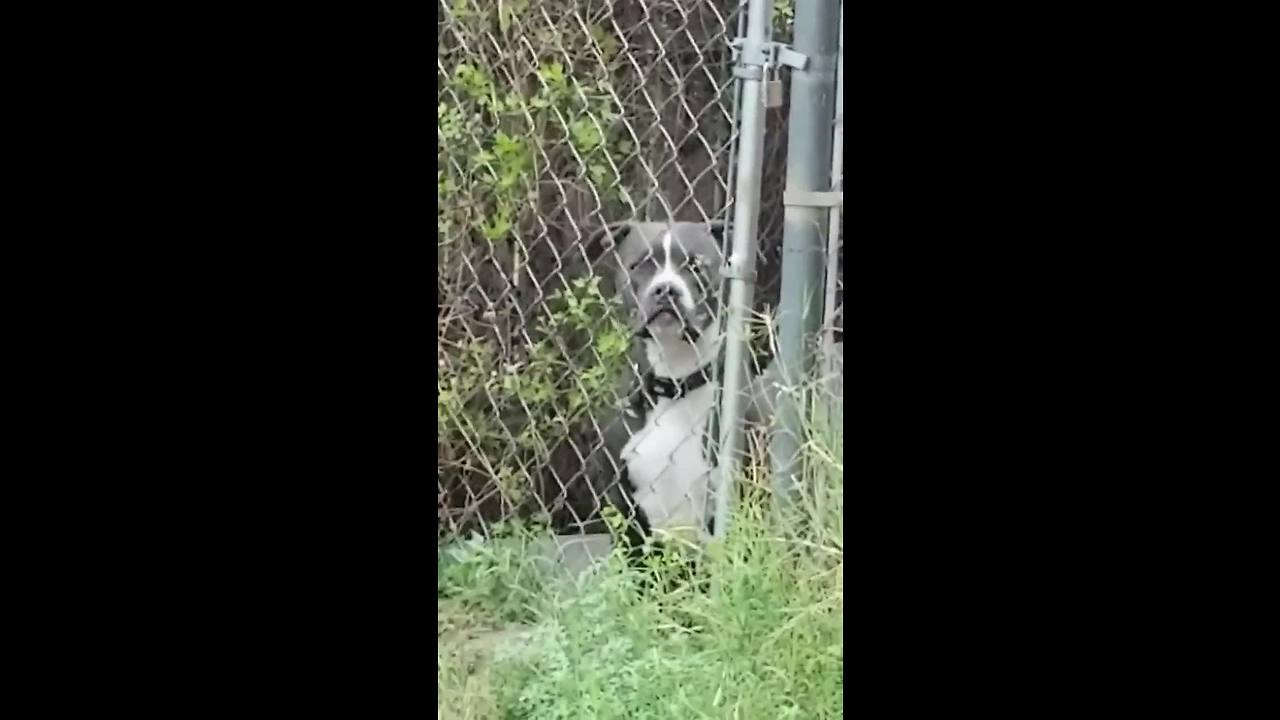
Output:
top-left (822, 3), bottom-right (844, 377)
top-left (713, 0), bottom-right (774, 539)
top-left (772, 0), bottom-right (842, 505)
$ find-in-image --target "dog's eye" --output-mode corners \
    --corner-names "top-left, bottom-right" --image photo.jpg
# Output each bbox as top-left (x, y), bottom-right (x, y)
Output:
top-left (628, 255), bottom-right (655, 271)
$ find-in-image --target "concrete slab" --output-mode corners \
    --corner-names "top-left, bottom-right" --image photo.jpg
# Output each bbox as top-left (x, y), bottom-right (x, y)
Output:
top-left (530, 533), bottom-right (613, 578)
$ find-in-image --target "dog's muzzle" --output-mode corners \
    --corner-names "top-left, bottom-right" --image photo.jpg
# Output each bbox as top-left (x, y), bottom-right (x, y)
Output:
top-left (638, 304), bottom-right (704, 342)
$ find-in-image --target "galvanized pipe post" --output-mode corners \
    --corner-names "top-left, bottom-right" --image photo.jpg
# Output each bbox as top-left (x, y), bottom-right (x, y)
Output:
top-left (821, 3), bottom-right (844, 376)
top-left (713, 0), bottom-right (774, 539)
top-left (772, 0), bottom-right (842, 505)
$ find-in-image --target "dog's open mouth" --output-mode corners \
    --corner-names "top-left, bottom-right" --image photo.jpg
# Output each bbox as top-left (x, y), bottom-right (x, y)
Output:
top-left (646, 308), bottom-right (686, 331)
top-left (642, 307), bottom-right (702, 341)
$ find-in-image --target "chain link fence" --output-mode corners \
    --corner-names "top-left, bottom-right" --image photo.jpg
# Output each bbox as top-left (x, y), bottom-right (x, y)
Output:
top-left (438, 0), bottom-right (841, 541)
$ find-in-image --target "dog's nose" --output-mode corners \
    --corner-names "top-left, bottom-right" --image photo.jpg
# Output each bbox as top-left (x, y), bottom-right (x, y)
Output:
top-left (652, 283), bottom-right (682, 300)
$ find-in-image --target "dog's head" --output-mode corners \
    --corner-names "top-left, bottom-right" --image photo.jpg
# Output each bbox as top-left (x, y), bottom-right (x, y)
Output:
top-left (588, 221), bottom-right (726, 342)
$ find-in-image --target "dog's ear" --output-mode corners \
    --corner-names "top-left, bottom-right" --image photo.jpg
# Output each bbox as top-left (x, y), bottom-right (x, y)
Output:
top-left (707, 220), bottom-right (728, 252)
top-left (576, 221), bottom-right (635, 301)
top-left (584, 222), bottom-right (634, 268)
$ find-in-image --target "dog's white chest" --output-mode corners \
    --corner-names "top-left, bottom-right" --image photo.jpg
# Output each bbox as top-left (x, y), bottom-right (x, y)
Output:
top-left (621, 385), bottom-right (715, 538)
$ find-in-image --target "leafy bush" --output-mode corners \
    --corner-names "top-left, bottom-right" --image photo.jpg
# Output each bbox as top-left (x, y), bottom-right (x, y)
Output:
top-left (439, 0), bottom-right (649, 532)
top-left (438, 276), bottom-right (631, 526)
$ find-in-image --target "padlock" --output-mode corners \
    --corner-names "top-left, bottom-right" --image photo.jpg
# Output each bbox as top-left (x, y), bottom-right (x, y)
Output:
top-left (763, 65), bottom-right (784, 108)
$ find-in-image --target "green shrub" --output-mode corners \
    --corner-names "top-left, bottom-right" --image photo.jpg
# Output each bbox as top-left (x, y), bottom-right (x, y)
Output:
top-left (439, 0), bottom-right (643, 528)
top-left (438, 275), bottom-right (631, 517)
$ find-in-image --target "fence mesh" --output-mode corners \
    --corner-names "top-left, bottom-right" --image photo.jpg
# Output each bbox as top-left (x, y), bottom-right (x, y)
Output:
top-left (438, 0), bottom-right (841, 541)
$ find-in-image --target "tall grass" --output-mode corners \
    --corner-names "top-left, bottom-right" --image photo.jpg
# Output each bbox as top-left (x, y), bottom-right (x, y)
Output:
top-left (438, 380), bottom-right (843, 720)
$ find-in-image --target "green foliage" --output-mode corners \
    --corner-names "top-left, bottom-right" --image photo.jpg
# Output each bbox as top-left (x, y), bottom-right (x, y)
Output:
top-left (438, 387), bottom-right (846, 719)
top-left (439, 476), bottom-right (843, 719)
top-left (773, 0), bottom-right (795, 34)
top-left (438, 520), bottom-right (551, 623)
top-left (439, 1), bottom-right (642, 522)
top-left (439, 3), bottom-right (632, 250)
top-left (438, 276), bottom-right (631, 507)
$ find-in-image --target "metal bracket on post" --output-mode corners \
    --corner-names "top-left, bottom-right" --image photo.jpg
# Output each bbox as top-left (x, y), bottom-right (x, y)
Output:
top-left (739, 40), bottom-right (806, 107)
top-left (782, 190), bottom-right (844, 208)
top-left (731, 39), bottom-right (809, 80)
top-left (719, 252), bottom-right (757, 283)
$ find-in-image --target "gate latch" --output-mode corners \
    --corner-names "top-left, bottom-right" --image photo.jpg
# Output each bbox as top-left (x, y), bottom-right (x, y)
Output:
top-left (731, 39), bottom-right (809, 82)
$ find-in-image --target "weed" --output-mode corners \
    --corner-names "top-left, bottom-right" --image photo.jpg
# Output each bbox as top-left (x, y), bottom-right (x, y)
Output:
top-left (439, 388), bottom-right (844, 719)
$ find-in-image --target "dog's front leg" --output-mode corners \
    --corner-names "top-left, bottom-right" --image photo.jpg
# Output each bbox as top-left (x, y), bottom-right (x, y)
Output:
top-left (579, 412), bottom-right (656, 573)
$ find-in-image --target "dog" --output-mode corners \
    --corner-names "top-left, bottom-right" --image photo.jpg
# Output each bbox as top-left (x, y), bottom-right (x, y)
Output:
top-left (610, 220), bottom-right (727, 548)
top-left (544, 220), bottom-right (842, 571)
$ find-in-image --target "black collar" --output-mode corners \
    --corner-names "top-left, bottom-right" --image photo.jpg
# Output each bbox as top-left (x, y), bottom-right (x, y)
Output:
top-left (645, 365), bottom-right (713, 400)
top-left (629, 363), bottom-right (716, 417)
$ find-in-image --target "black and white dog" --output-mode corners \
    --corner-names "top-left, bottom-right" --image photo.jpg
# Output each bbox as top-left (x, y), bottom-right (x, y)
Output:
top-left (541, 220), bottom-right (733, 565)
top-left (609, 220), bottom-right (727, 548)
top-left (545, 220), bottom-right (841, 566)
